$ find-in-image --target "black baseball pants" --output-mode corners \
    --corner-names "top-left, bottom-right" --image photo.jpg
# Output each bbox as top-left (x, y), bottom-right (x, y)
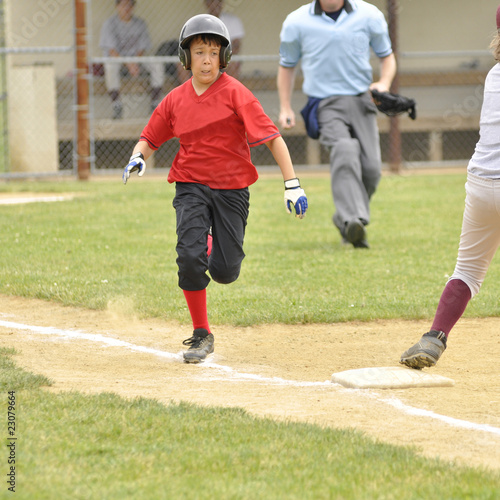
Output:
top-left (172, 182), bottom-right (250, 291)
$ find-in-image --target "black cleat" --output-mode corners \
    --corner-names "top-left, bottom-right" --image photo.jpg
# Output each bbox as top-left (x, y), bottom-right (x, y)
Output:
top-left (112, 101), bottom-right (123, 120)
top-left (182, 328), bottom-right (214, 364)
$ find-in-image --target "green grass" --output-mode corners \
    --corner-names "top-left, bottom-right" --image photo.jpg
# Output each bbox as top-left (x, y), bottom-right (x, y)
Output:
top-left (1, 172), bottom-right (497, 326)
top-left (0, 54), bottom-right (6, 173)
top-left (1, 172), bottom-right (500, 498)
top-left (1, 348), bottom-right (499, 500)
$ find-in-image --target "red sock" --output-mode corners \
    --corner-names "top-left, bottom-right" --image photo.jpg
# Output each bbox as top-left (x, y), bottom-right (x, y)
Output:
top-left (207, 234), bottom-right (213, 257)
top-left (183, 289), bottom-right (210, 332)
top-left (431, 279), bottom-right (471, 336)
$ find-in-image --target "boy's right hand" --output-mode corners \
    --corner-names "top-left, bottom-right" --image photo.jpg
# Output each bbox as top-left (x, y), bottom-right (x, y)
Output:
top-left (123, 152), bottom-right (146, 184)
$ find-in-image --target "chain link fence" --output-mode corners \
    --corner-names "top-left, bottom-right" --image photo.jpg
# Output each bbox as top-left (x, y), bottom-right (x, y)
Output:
top-left (0, 0), bottom-right (496, 178)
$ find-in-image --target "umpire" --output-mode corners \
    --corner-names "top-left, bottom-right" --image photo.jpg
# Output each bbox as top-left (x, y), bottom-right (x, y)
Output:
top-left (277, 0), bottom-right (396, 248)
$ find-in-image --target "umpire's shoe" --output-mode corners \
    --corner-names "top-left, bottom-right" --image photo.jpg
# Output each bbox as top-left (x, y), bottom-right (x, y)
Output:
top-left (345, 219), bottom-right (369, 249)
top-left (400, 330), bottom-right (447, 369)
top-left (182, 328), bottom-right (214, 364)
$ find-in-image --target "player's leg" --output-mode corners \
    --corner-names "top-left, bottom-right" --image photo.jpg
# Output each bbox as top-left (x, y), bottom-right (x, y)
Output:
top-left (345, 92), bottom-right (382, 248)
top-left (318, 96), bottom-right (370, 248)
top-left (172, 183), bottom-right (214, 363)
top-left (401, 174), bottom-right (500, 368)
top-left (104, 61), bottom-right (123, 119)
top-left (350, 92), bottom-right (382, 202)
top-left (208, 187), bottom-right (249, 285)
top-left (143, 61), bottom-right (165, 112)
top-left (447, 174), bottom-right (500, 302)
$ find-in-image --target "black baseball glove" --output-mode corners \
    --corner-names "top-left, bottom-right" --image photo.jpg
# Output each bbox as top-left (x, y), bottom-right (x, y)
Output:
top-left (371, 89), bottom-right (417, 120)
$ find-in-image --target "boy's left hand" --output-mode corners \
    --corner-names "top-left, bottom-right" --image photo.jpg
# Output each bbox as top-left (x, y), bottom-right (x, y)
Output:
top-left (284, 178), bottom-right (308, 219)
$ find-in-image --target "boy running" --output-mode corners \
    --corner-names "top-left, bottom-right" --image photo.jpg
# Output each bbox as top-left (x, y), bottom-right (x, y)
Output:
top-left (123, 14), bottom-right (308, 363)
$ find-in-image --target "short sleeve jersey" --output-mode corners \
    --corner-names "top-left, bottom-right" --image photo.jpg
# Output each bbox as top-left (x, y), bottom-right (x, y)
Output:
top-left (279, 0), bottom-right (393, 97)
top-left (99, 15), bottom-right (151, 56)
top-left (140, 73), bottom-right (280, 189)
top-left (468, 62), bottom-right (500, 179)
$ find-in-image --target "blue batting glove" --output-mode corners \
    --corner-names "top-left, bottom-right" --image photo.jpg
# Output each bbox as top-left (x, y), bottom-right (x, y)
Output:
top-left (284, 178), bottom-right (308, 219)
top-left (123, 152), bottom-right (146, 184)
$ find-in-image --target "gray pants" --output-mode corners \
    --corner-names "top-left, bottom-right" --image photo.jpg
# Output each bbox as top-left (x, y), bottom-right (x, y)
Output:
top-left (317, 92), bottom-right (381, 233)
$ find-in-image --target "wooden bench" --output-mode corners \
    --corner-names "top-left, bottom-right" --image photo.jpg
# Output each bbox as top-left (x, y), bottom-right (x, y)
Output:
top-left (57, 111), bottom-right (480, 167)
top-left (57, 69), bottom-right (488, 95)
top-left (57, 70), bottom-right (486, 167)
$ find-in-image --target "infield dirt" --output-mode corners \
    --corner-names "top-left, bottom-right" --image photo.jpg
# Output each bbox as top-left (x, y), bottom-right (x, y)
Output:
top-left (1, 294), bottom-right (499, 471)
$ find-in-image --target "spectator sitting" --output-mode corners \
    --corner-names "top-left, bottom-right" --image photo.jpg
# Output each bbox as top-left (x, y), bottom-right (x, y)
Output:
top-left (205, 0), bottom-right (245, 78)
top-left (99, 0), bottom-right (165, 119)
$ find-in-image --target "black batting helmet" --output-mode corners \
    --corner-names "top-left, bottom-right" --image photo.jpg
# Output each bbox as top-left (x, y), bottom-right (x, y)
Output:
top-left (178, 14), bottom-right (232, 70)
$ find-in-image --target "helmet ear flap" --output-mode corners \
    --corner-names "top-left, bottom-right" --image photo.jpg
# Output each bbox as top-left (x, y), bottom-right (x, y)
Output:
top-left (179, 40), bottom-right (231, 70)
top-left (220, 43), bottom-right (232, 68)
top-left (178, 45), bottom-right (191, 70)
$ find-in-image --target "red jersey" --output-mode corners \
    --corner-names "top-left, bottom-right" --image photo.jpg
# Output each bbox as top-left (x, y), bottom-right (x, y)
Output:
top-left (140, 73), bottom-right (280, 189)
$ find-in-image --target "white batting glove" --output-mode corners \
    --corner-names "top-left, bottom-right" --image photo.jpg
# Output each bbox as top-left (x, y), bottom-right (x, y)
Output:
top-left (284, 178), bottom-right (308, 219)
top-left (123, 152), bottom-right (146, 184)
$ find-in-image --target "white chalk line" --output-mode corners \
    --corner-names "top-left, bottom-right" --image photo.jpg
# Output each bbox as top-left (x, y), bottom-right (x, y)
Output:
top-left (0, 195), bottom-right (74, 205)
top-left (2, 318), bottom-right (500, 437)
top-left (0, 319), bottom-right (329, 388)
top-left (380, 396), bottom-right (500, 436)
top-left (0, 319), bottom-right (183, 362)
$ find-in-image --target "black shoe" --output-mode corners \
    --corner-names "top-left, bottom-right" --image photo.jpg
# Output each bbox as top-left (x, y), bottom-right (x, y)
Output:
top-left (112, 101), bottom-right (123, 120)
top-left (352, 239), bottom-right (370, 249)
top-left (342, 237), bottom-right (370, 249)
top-left (182, 328), bottom-right (214, 364)
top-left (150, 101), bottom-right (160, 114)
top-left (345, 219), bottom-right (366, 245)
top-left (400, 330), bottom-right (447, 369)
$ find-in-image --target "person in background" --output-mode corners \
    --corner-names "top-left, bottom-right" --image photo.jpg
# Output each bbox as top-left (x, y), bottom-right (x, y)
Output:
top-left (204, 0), bottom-right (245, 78)
top-left (277, 0), bottom-right (396, 249)
top-left (400, 5), bottom-right (500, 369)
top-left (99, 0), bottom-right (165, 119)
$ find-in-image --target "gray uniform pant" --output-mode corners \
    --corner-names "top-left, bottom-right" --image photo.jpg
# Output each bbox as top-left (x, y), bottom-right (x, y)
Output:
top-left (317, 92), bottom-right (381, 233)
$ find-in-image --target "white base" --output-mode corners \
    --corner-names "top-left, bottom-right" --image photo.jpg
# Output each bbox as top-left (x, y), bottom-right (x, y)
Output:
top-left (331, 366), bottom-right (455, 389)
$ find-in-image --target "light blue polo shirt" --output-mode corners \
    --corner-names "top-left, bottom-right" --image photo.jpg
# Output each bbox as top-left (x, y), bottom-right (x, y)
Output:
top-left (279, 0), bottom-right (393, 98)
